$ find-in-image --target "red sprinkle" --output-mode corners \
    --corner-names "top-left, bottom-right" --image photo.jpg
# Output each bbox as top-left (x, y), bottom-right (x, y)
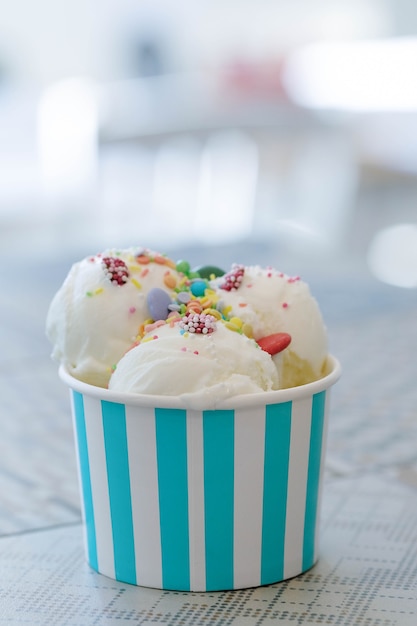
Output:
top-left (102, 257), bottom-right (129, 285)
top-left (219, 264), bottom-right (245, 291)
top-left (257, 333), bottom-right (291, 355)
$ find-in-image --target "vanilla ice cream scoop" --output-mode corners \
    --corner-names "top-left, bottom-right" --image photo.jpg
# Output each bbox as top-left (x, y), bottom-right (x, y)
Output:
top-left (108, 317), bottom-right (280, 409)
top-left (46, 247), bottom-right (182, 387)
top-left (212, 265), bottom-right (328, 388)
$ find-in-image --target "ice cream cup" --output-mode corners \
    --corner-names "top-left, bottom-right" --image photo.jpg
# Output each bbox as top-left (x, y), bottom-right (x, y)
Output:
top-left (60, 355), bottom-right (341, 592)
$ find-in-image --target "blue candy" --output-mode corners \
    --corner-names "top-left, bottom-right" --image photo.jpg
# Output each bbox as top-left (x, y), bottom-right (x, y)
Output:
top-left (190, 280), bottom-right (207, 297)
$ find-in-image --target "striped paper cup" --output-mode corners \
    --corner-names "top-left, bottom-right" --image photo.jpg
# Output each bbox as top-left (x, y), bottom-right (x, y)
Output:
top-left (60, 355), bottom-right (340, 592)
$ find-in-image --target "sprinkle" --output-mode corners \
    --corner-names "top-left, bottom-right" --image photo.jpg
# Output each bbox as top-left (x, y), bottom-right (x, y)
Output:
top-left (219, 264), bottom-right (245, 291)
top-left (224, 320), bottom-right (242, 333)
top-left (144, 319), bottom-right (166, 334)
top-left (167, 312), bottom-right (181, 326)
top-left (282, 302), bottom-right (288, 309)
top-left (238, 302), bottom-right (247, 307)
top-left (163, 272), bottom-right (177, 289)
top-left (102, 256), bottom-right (130, 286)
top-left (94, 288), bottom-right (104, 295)
top-left (129, 306), bottom-right (136, 314)
top-left (140, 268), bottom-right (149, 278)
top-left (142, 334), bottom-right (159, 343)
top-left (202, 308), bottom-right (222, 320)
top-left (193, 351), bottom-right (199, 355)
top-left (179, 313), bottom-right (217, 334)
top-left (131, 278), bottom-right (142, 289)
top-left (86, 291), bottom-right (93, 297)
top-left (186, 300), bottom-right (203, 314)
top-left (136, 254), bottom-right (150, 264)
top-left (200, 296), bottom-right (214, 309)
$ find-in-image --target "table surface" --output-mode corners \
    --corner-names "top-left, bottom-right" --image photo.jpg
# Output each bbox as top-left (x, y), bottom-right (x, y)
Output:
top-left (1, 251), bottom-right (417, 625)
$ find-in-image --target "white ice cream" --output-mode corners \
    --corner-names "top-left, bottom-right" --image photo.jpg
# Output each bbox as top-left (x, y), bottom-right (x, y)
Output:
top-left (46, 247), bottom-right (181, 387)
top-left (108, 319), bottom-right (280, 409)
top-left (212, 265), bottom-right (328, 388)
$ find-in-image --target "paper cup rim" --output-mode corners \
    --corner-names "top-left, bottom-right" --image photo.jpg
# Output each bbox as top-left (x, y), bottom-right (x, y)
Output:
top-left (59, 354), bottom-right (341, 410)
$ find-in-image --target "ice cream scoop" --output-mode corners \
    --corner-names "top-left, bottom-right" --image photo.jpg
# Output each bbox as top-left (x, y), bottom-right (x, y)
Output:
top-left (108, 316), bottom-right (280, 409)
top-left (46, 247), bottom-right (182, 387)
top-left (212, 264), bottom-right (328, 387)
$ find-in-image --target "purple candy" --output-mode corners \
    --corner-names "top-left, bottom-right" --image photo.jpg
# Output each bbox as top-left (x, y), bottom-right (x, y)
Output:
top-left (147, 287), bottom-right (172, 321)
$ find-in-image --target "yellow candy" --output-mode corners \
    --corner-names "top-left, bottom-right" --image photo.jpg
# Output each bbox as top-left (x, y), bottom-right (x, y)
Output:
top-left (224, 321), bottom-right (241, 333)
top-left (229, 316), bottom-right (243, 329)
top-left (131, 278), bottom-right (142, 289)
top-left (203, 308), bottom-right (222, 320)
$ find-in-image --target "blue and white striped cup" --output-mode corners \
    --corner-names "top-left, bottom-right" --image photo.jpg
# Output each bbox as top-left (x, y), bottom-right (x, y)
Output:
top-left (60, 356), bottom-right (340, 592)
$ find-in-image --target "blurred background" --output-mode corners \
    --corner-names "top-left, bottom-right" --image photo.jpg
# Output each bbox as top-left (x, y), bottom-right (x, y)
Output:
top-left (1, 0), bottom-right (417, 290)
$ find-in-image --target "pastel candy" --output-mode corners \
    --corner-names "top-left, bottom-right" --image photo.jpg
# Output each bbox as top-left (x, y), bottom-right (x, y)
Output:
top-left (147, 288), bottom-right (172, 321)
top-left (257, 333), bottom-right (292, 355)
top-left (190, 280), bottom-right (207, 297)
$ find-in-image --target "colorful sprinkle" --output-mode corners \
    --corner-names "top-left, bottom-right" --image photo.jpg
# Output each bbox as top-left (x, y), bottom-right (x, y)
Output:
top-left (136, 254), bottom-right (150, 264)
top-left (163, 272), bottom-right (177, 289)
top-left (219, 264), bottom-right (245, 291)
top-left (179, 313), bottom-right (217, 334)
top-left (131, 278), bottom-right (142, 289)
top-left (102, 257), bottom-right (130, 286)
top-left (144, 319), bottom-right (166, 334)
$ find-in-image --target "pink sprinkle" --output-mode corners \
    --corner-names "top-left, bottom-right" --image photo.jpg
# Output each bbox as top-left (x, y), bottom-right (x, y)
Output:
top-left (141, 268), bottom-right (149, 277)
top-left (194, 351), bottom-right (199, 355)
top-left (144, 319), bottom-right (165, 333)
top-left (129, 306), bottom-right (136, 314)
top-left (282, 302), bottom-right (288, 309)
top-left (267, 272), bottom-right (272, 277)
top-left (181, 347), bottom-right (187, 352)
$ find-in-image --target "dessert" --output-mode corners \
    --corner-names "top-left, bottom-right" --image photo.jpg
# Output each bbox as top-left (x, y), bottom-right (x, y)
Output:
top-left (212, 264), bottom-right (328, 388)
top-left (49, 245), bottom-right (339, 592)
top-left (108, 318), bottom-right (280, 409)
top-left (46, 247), bottom-right (183, 387)
top-left (46, 246), bottom-right (328, 401)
